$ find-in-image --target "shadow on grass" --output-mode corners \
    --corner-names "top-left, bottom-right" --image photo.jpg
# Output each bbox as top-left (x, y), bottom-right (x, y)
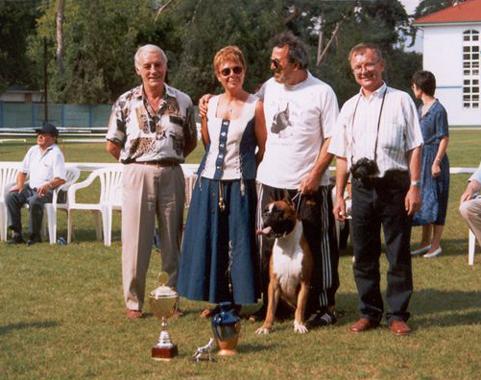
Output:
top-left (336, 288), bottom-right (481, 327)
top-left (0, 320), bottom-right (59, 336)
top-left (238, 341), bottom-right (279, 353)
top-left (413, 288), bottom-right (481, 312)
top-left (414, 310), bottom-right (481, 328)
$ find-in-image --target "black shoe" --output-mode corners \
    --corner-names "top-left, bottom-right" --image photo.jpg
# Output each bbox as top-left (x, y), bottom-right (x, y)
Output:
top-left (306, 311), bottom-right (337, 328)
top-left (7, 233), bottom-right (26, 245)
top-left (27, 235), bottom-right (41, 246)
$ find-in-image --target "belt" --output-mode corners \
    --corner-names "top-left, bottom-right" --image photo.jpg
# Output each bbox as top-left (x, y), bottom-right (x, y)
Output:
top-left (136, 160), bottom-right (179, 167)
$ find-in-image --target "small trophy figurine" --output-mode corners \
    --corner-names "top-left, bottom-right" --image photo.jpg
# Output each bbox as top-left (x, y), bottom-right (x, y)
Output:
top-left (149, 272), bottom-right (178, 361)
top-left (192, 338), bottom-right (216, 362)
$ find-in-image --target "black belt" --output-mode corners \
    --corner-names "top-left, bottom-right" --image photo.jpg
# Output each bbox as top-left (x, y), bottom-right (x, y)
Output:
top-left (136, 160), bottom-right (179, 167)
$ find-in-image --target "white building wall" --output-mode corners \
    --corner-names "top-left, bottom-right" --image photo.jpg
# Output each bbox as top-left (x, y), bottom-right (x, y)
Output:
top-left (421, 24), bottom-right (481, 126)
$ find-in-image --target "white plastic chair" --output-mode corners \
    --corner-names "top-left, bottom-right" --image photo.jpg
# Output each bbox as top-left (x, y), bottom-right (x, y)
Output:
top-left (1, 166), bottom-right (80, 244)
top-left (0, 163), bottom-right (21, 241)
top-left (43, 167), bottom-right (81, 244)
top-left (67, 167), bottom-right (123, 246)
top-left (468, 229), bottom-right (476, 265)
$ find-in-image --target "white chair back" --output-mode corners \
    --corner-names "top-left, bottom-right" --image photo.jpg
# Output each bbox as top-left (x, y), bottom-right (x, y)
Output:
top-left (64, 167), bottom-right (81, 188)
top-left (0, 164), bottom-right (20, 199)
top-left (98, 167), bottom-right (123, 207)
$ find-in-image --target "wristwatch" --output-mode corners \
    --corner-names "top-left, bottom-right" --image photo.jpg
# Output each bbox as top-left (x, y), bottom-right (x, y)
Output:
top-left (410, 180), bottom-right (420, 188)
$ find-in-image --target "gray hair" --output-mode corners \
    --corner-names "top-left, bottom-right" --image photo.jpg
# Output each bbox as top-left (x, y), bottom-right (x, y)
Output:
top-left (348, 42), bottom-right (383, 63)
top-left (271, 31), bottom-right (309, 69)
top-left (134, 44), bottom-right (168, 70)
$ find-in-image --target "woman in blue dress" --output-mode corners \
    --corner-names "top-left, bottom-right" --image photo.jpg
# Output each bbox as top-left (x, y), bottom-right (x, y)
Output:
top-left (410, 70), bottom-right (449, 258)
top-left (177, 46), bottom-right (266, 311)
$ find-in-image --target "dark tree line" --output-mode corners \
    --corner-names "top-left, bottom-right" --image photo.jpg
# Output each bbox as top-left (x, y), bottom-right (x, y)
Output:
top-left (0, 0), bottom-right (457, 106)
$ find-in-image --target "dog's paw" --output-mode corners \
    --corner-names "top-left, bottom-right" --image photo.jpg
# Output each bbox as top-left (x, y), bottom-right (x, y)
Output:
top-left (256, 326), bottom-right (271, 335)
top-left (293, 321), bottom-right (308, 334)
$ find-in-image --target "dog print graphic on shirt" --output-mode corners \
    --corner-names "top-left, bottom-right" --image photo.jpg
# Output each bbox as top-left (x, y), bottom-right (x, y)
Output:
top-left (271, 104), bottom-right (291, 137)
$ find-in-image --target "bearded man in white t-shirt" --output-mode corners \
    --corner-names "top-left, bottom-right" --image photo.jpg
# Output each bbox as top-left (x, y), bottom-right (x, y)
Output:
top-left (255, 32), bottom-right (340, 326)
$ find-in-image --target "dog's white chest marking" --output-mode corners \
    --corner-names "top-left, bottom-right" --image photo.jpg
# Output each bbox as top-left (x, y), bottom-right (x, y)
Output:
top-left (272, 221), bottom-right (304, 303)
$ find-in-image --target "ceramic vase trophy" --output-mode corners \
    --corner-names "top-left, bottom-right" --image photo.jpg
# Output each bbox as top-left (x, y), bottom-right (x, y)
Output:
top-left (149, 272), bottom-right (178, 361)
top-left (211, 302), bottom-right (241, 356)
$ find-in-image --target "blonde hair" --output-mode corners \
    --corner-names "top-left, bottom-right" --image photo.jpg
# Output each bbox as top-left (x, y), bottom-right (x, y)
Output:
top-left (213, 45), bottom-right (246, 73)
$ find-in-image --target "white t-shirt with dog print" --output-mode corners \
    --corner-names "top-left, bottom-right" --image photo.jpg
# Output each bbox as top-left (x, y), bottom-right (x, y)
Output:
top-left (257, 72), bottom-right (339, 190)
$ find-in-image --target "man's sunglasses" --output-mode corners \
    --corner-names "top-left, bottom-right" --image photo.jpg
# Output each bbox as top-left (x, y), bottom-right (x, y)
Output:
top-left (220, 66), bottom-right (243, 77)
top-left (271, 59), bottom-right (282, 73)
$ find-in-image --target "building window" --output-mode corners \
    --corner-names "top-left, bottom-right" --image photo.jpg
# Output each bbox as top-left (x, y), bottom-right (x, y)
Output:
top-left (463, 30), bottom-right (481, 108)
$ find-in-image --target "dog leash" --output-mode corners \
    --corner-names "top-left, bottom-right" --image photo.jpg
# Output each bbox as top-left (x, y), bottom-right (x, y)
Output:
top-left (291, 191), bottom-right (302, 215)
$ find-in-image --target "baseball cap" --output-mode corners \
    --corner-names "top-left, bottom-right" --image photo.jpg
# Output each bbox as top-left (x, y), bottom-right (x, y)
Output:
top-left (34, 123), bottom-right (59, 136)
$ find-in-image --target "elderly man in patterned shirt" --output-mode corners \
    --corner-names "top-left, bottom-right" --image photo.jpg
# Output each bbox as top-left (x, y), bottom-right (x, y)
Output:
top-left (106, 44), bottom-right (197, 320)
top-left (329, 43), bottom-right (423, 336)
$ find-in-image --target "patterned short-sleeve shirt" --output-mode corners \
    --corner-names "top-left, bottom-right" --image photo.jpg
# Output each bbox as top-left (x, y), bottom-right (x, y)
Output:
top-left (106, 84), bottom-right (197, 163)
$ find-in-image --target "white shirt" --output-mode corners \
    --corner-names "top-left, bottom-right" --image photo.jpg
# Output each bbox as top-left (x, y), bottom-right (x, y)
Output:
top-left (21, 144), bottom-right (67, 188)
top-left (329, 83), bottom-right (423, 177)
top-left (201, 94), bottom-right (257, 180)
top-left (257, 72), bottom-right (339, 189)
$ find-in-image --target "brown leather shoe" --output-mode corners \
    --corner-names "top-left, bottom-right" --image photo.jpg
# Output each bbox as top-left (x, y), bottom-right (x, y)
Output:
top-left (350, 318), bottom-right (379, 333)
top-left (390, 320), bottom-right (411, 336)
top-left (126, 309), bottom-right (143, 320)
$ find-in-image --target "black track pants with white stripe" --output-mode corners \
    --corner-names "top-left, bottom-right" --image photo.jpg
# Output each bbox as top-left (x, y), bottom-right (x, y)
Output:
top-left (256, 183), bottom-right (340, 314)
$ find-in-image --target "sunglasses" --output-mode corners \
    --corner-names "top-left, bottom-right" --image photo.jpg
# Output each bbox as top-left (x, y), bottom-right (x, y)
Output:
top-left (220, 66), bottom-right (243, 77)
top-left (270, 58), bottom-right (283, 73)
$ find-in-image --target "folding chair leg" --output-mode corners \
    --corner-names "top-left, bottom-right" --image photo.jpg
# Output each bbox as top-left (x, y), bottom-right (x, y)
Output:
top-left (0, 205), bottom-right (7, 241)
top-left (67, 211), bottom-right (72, 243)
top-left (101, 207), bottom-right (113, 246)
top-left (44, 205), bottom-right (57, 244)
top-left (468, 229), bottom-right (476, 266)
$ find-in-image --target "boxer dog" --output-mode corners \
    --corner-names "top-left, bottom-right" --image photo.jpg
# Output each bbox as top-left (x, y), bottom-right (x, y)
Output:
top-left (256, 198), bottom-right (313, 334)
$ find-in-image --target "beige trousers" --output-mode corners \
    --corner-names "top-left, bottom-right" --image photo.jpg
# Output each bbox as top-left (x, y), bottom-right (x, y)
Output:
top-left (460, 196), bottom-right (481, 247)
top-left (122, 163), bottom-right (185, 311)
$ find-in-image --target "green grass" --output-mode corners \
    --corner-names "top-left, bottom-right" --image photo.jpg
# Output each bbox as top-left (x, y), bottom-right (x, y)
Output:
top-left (1, 130), bottom-right (481, 379)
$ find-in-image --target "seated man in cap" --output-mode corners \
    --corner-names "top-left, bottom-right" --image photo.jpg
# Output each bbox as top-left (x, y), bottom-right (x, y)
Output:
top-left (5, 123), bottom-right (66, 245)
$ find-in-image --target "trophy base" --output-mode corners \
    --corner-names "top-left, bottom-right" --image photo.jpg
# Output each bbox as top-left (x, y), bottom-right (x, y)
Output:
top-left (217, 348), bottom-right (237, 356)
top-left (152, 344), bottom-right (178, 361)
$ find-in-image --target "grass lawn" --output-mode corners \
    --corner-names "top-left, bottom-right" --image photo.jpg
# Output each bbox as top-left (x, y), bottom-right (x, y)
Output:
top-left (1, 130), bottom-right (481, 379)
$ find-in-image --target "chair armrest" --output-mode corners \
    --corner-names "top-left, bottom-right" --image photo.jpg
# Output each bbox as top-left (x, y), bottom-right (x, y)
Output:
top-left (67, 171), bottom-right (99, 205)
top-left (3, 181), bottom-right (16, 194)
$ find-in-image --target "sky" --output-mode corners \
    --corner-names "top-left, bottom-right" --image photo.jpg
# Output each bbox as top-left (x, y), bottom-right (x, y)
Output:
top-left (400, 0), bottom-right (423, 52)
top-left (400, 0), bottom-right (421, 15)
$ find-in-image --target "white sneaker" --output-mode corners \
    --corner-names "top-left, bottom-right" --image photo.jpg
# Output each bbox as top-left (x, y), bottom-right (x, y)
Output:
top-left (411, 245), bottom-right (431, 256)
top-left (423, 247), bottom-right (442, 258)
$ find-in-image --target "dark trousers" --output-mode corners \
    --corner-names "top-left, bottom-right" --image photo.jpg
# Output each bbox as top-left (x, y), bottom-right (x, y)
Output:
top-left (257, 183), bottom-right (339, 314)
top-left (6, 184), bottom-right (52, 238)
top-left (351, 176), bottom-right (413, 323)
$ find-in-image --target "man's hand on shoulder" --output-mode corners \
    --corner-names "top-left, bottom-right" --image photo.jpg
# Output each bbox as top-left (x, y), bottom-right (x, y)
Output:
top-left (198, 94), bottom-right (213, 118)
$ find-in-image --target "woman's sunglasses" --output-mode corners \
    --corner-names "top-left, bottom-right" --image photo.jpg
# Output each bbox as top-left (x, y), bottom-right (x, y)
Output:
top-left (220, 66), bottom-right (243, 77)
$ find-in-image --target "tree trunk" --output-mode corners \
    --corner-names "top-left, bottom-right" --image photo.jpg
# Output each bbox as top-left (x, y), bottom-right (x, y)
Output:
top-left (56, 0), bottom-right (64, 73)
